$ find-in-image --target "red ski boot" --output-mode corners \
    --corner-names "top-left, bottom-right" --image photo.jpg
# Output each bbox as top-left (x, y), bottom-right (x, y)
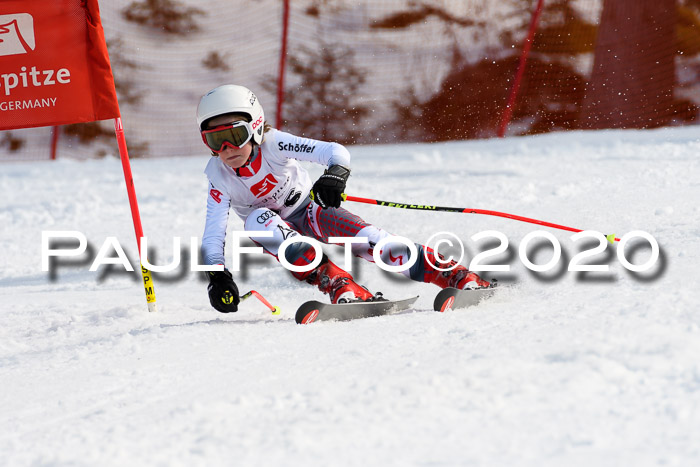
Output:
top-left (431, 263), bottom-right (490, 289)
top-left (306, 257), bottom-right (375, 304)
top-left (424, 250), bottom-right (490, 290)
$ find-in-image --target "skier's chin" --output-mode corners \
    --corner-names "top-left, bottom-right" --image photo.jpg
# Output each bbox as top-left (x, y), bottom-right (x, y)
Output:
top-left (223, 154), bottom-right (248, 168)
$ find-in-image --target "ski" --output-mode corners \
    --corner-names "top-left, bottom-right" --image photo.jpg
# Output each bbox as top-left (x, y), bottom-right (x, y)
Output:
top-left (433, 286), bottom-right (497, 312)
top-left (295, 296), bottom-right (419, 324)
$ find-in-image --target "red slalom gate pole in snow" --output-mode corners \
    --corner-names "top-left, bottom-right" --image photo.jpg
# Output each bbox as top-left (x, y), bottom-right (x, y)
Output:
top-left (114, 118), bottom-right (158, 312)
top-left (498, 0), bottom-right (545, 137)
top-left (342, 194), bottom-right (620, 243)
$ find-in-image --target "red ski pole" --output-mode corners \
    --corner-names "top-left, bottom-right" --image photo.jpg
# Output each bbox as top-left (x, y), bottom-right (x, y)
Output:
top-left (341, 193), bottom-right (620, 243)
top-left (240, 290), bottom-right (281, 315)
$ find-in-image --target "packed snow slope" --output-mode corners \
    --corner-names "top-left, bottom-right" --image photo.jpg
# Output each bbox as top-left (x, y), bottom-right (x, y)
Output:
top-left (1, 128), bottom-right (699, 466)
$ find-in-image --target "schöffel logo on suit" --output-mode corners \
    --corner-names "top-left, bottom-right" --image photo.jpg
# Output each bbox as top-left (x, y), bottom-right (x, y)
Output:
top-left (278, 142), bottom-right (316, 153)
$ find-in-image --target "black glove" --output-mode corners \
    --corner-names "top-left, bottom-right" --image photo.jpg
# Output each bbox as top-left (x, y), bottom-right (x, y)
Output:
top-left (312, 165), bottom-right (350, 209)
top-left (207, 269), bottom-right (240, 313)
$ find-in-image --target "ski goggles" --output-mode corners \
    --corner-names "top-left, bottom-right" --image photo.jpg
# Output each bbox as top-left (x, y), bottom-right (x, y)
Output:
top-left (201, 121), bottom-right (254, 152)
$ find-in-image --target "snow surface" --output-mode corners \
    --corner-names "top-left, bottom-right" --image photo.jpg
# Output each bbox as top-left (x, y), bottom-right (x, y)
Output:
top-left (1, 128), bottom-right (699, 466)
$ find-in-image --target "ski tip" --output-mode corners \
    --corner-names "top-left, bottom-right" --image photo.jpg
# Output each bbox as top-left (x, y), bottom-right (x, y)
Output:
top-left (299, 308), bottom-right (320, 325)
top-left (439, 296), bottom-right (455, 312)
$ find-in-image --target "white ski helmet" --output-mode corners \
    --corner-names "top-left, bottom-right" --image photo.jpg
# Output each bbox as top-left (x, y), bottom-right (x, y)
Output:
top-left (197, 84), bottom-right (265, 145)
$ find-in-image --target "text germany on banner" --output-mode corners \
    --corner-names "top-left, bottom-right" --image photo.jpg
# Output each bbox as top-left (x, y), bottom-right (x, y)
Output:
top-left (0, 0), bottom-right (120, 130)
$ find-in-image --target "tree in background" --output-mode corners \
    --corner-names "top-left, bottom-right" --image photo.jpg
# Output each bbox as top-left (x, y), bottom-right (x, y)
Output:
top-left (370, 2), bottom-right (480, 29)
top-left (266, 40), bottom-right (370, 144)
top-left (59, 38), bottom-right (149, 157)
top-left (580, 0), bottom-right (698, 129)
top-left (580, 0), bottom-right (687, 129)
top-left (107, 39), bottom-right (144, 107)
top-left (678, 0), bottom-right (700, 57)
top-left (202, 51), bottom-right (230, 72)
top-left (122, 0), bottom-right (205, 35)
top-left (506, 0), bottom-right (596, 135)
top-left (385, 0), bottom-right (596, 141)
top-left (675, 0), bottom-right (700, 121)
top-left (0, 132), bottom-right (24, 152)
top-left (54, 0), bottom-right (211, 158)
top-left (386, 0), bottom-right (700, 140)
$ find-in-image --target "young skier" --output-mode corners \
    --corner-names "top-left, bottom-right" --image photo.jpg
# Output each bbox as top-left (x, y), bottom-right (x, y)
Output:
top-left (198, 84), bottom-right (490, 313)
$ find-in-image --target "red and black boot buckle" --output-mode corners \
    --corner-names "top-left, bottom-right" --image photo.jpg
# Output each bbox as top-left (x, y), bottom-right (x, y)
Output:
top-left (306, 257), bottom-right (376, 304)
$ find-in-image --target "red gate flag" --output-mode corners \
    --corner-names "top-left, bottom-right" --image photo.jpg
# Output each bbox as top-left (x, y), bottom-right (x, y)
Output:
top-left (0, 0), bottom-right (119, 130)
